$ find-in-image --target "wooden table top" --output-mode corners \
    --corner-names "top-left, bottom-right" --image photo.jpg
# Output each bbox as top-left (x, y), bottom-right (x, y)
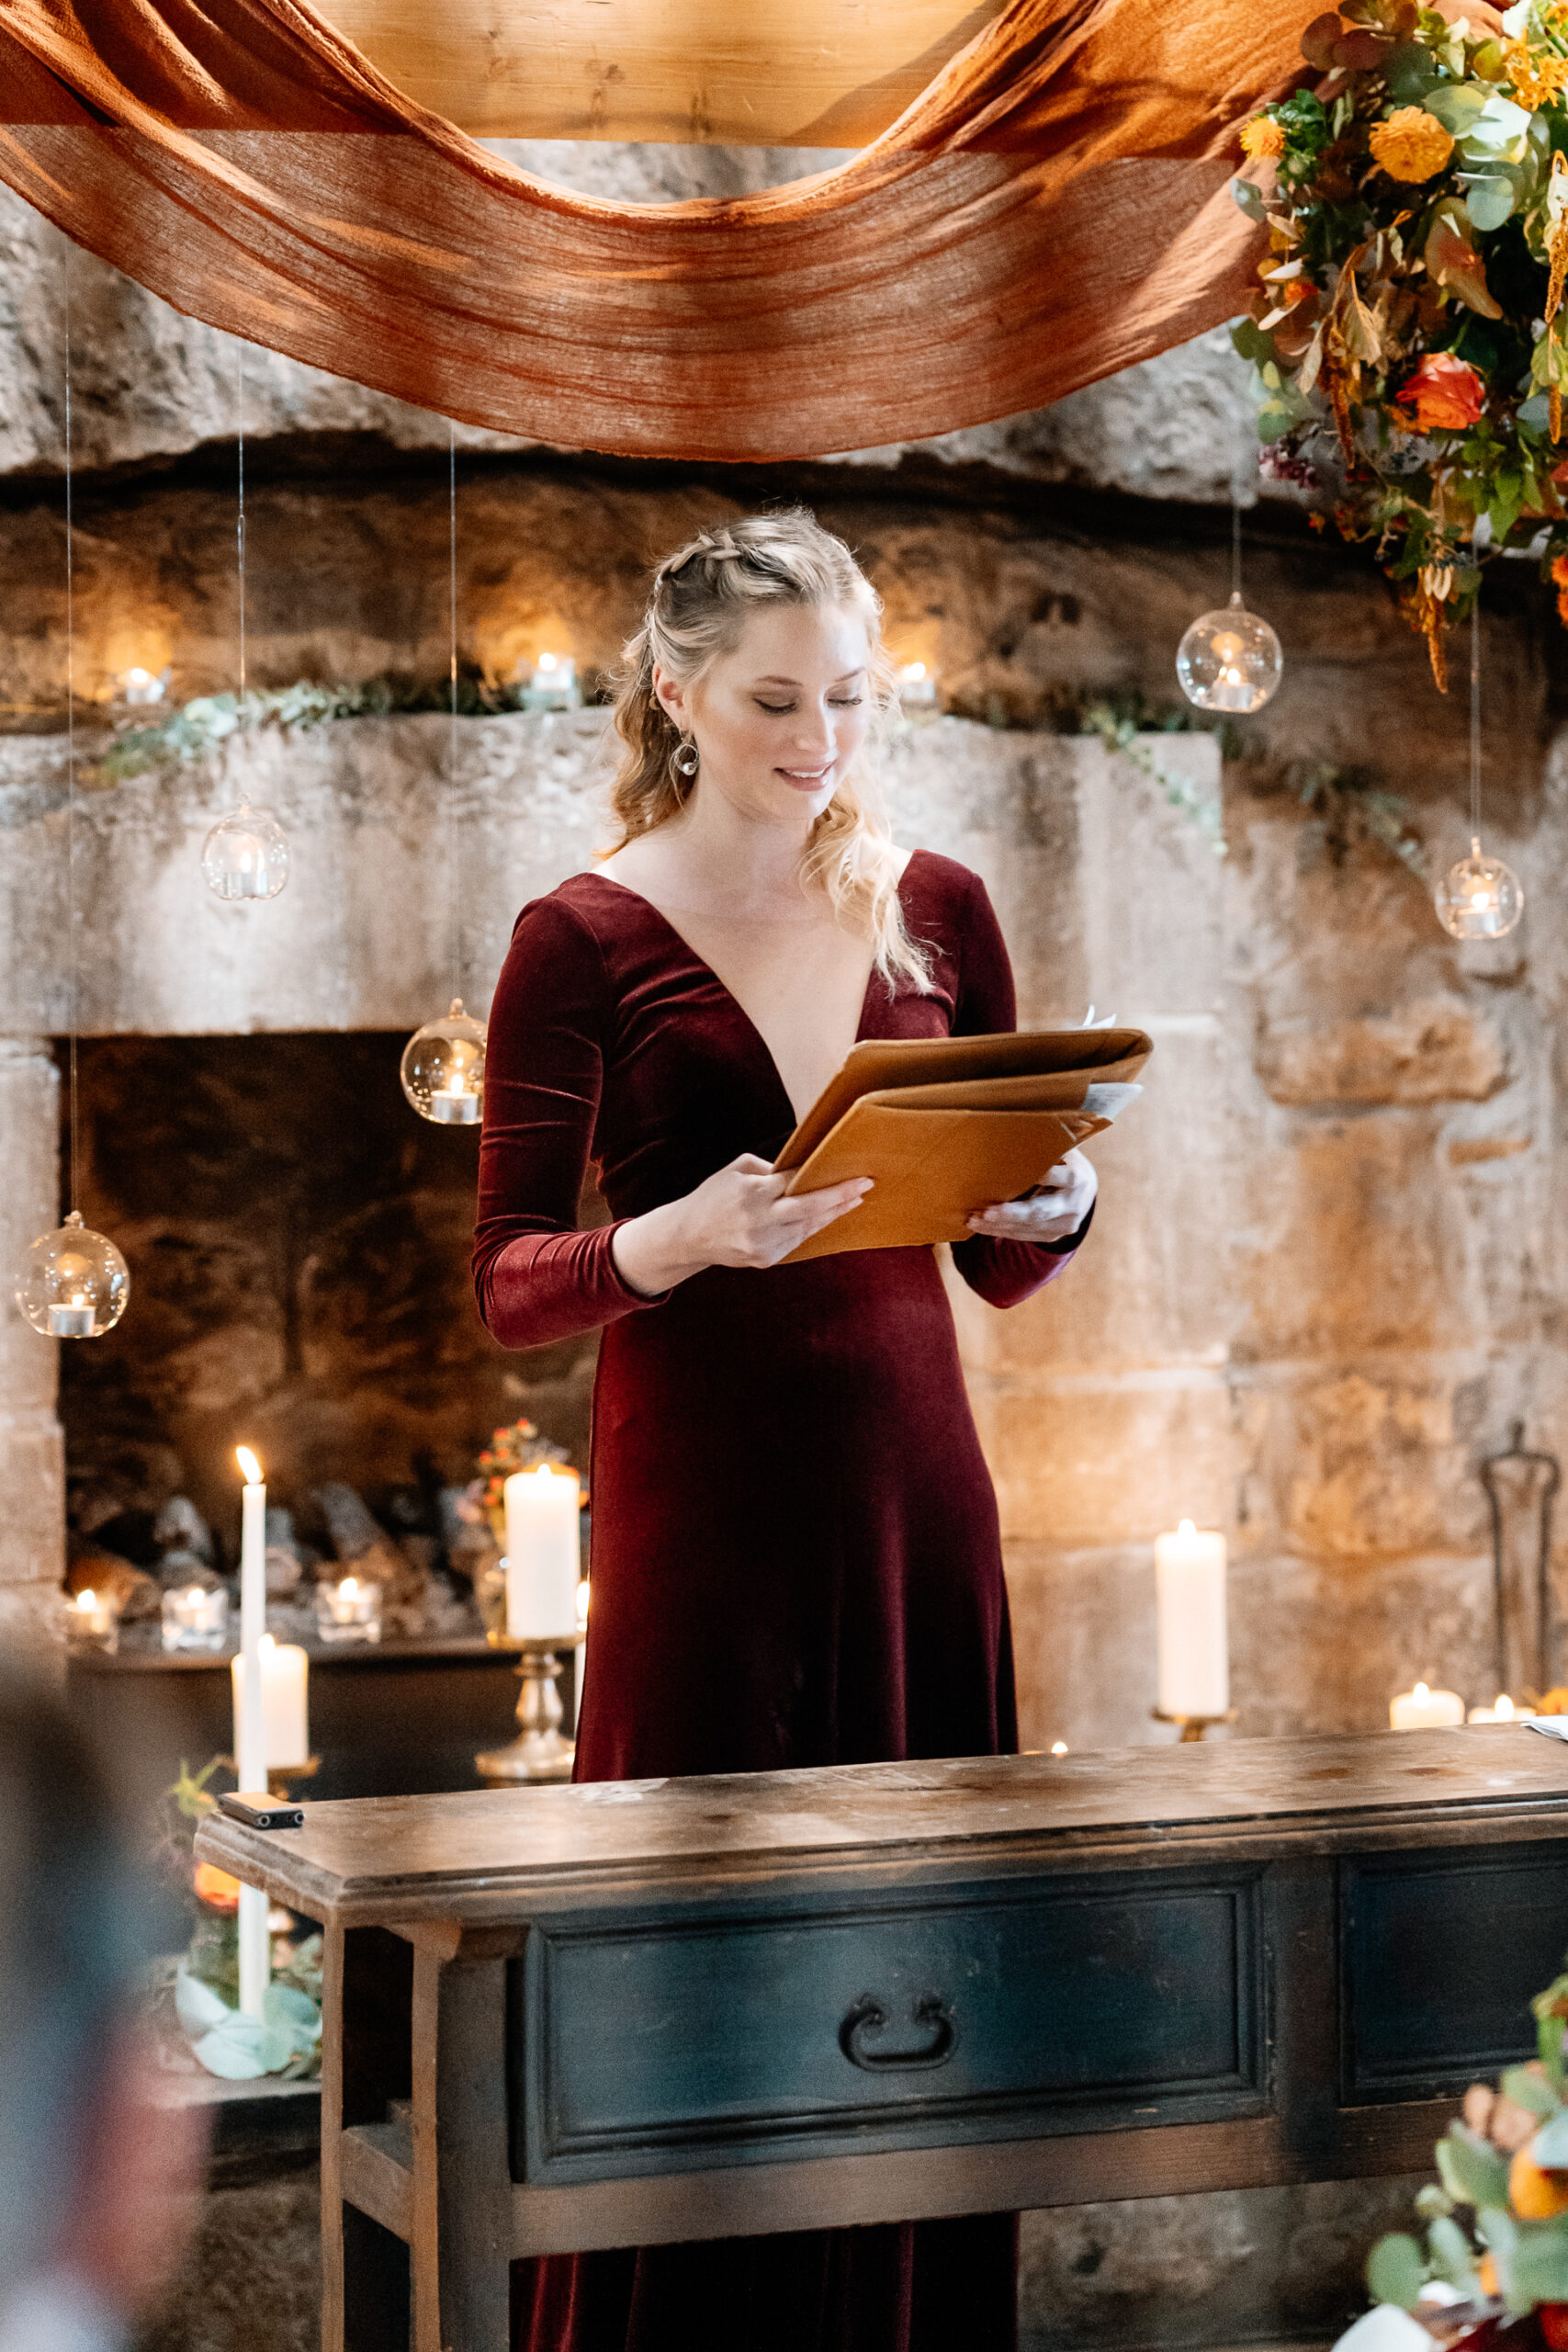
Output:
top-left (195, 1725), bottom-right (1568, 1926)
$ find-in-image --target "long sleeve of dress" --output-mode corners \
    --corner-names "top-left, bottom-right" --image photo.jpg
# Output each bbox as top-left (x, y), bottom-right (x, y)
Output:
top-left (473, 895), bottom-right (669, 1350)
top-left (947, 867), bottom-right (1093, 1311)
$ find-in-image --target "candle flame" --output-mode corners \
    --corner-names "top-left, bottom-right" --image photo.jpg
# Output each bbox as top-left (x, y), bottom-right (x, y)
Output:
top-left (1178, 1518), bottom-right (1196, 1538)
top-left (236, 1445), bottom-right (263, 1485)
top-left (259, 1632), bottom-right (276, 1655)
top-left (341, 1577), bottom-right (359, 1599)
top-left (77, 1589), bottom-right (96, 1610)
top-left (1050, 1740), bottom-right (1068, 1756)
top-left (1414, 1681), bottom-right (1429, 1702)
top-left (537, 650), bottom-right (558, 672)
top-left (1497, 1692), bottom-right (1515, 1720)
top-left (536, 1461), bottom-right (555, 1479)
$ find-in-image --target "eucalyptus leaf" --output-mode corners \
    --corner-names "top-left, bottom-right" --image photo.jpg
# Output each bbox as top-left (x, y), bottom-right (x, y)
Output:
top-left (1437, 2123), bottom-right (1511, 2211)
top-left (1386, 38), bottom-right (1439, 100)
top-left (1460, 175), bottom-right (1517, 231)
top-left (1231, 177), bottom-right (1268, 225)
top-left (1427, 2213), bottom-right (1480, 2291)
top-left (1500, 2064), bottom-right (1558, 2117)
top-left (1508, 2219), bottom-right (1568, 2306)
top-left (1426, 84), bottom-right (1491, 132)
top-left (1367, 2233), bottom-right (1427, 2310)
top-left (1529, 2107), bottom-right (1568, 2166)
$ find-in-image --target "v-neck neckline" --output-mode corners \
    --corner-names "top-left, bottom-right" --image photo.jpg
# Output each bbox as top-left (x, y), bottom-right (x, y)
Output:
top-left (585, 854), bottom-right (924, 1131)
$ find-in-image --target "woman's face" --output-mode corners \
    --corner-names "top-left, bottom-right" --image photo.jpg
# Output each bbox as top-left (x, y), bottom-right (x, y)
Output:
top-left (654, 602), bottom-right (873, 827)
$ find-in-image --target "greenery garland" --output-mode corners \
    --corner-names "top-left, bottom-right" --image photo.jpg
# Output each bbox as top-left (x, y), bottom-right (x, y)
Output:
top-left (1235, 0), bottom-right (1568, 688)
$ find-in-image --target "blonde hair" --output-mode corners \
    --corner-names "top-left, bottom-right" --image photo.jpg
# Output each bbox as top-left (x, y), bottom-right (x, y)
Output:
top-left (605, 508), bottom-right (931, 991)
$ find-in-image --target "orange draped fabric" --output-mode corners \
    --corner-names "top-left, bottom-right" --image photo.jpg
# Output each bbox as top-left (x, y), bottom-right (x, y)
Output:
top-left (0, 0), bottom-right (1314, 460)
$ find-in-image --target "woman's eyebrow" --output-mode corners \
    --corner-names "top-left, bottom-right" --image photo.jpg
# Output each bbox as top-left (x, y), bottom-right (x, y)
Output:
top-left (753, 669), bottom-right (866, 685)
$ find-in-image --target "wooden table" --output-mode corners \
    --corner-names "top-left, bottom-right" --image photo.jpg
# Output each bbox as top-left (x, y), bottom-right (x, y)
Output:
top-left (196, 1725), bottom-right (1568, 2352)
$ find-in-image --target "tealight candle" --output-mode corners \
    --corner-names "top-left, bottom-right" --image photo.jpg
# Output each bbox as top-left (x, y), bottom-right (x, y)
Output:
top-left (1155, 1520), bottom-right (1229, 1721)
top-left (315, 1573), bottom-right (382, 1645)
top-left (161, 1581), bottom-right (229, 1654)
top-left (48, 1297), bottom-right (96, 1337)
top-left (429, 1073), bottom-right (480, 1125)
top-left (504, 1464), bottom-right (581, 1639)
top-left (1389, 1680), bottom-right (1465, 1730)
top-left (67, 1586), bottom-right (117, 1646)
top-left (1467, 1692), bottom-right (1534, 1724)
top-left (523, 651), bottom-right (580, 710)
top-left (897, 659), bottom-right (938, 707)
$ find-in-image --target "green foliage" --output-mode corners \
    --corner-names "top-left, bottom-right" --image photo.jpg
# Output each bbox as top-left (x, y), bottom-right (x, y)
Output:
top-left (1506, 2063), bottom-right (1562, 2118)
top-left (1367, 2231), bottom-right (1427, 2308)
top-left (1078, 699), bottom-right (1228, 858)
top-left (1437, 2122), bottom-right (1511, 2211)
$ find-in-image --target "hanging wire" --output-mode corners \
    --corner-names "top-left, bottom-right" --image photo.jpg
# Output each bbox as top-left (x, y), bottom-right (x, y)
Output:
top-left (62, 261), bottom-right (80, 1215)
top-left (1230, 492), bottom-right (1243, 603)
top-left (448, 420), bottom-right (460, 999)
top-left (1470, 597), bottom-right (1483, 842)
top-left (235, 341), bottom-right (246, 712)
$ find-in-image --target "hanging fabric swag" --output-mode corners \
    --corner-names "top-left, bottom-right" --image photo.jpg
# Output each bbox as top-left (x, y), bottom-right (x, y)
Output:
top-left (0, 0), bottom-right (1314, 462)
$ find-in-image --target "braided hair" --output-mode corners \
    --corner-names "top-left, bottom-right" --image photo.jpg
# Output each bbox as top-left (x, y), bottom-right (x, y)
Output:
top-left (606, 508), bottom-right (931, 990)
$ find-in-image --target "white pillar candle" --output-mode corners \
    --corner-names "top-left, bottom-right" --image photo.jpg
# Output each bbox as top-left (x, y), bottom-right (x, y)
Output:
top-left (1467, 1692), bottom-right (1532, 1724)
top-left (1155, 1520), bottom-right (1229, 1721)
top-left (234, 1445), bottom-right (269, 2018)
top-left (1390, 1680), bottom-right (1466, 1730)
top-left (504, 1464), bottom-right (581, 1638)
top-left (231, 1634), bottom-right (310, 1769)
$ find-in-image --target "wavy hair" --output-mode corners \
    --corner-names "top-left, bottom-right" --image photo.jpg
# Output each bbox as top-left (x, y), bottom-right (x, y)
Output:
top-left (604, 508), bottom-right (931, 990)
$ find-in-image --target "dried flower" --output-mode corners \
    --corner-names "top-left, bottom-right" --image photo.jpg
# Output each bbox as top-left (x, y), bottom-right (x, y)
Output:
top-left (1395, 352), bottom-right (1486, 432)
top-left (1420, 561), bottom-right (1454, 602)
top-left (1240, 114), bottom-right (1286, 162)
top-left (1369, 107), bottom-right (1455, 182)
top-left (194, 1860), bottom-right (242, 1912)
top-left (1504, 41), bottom-right (1568, 109)
top-left (1554, 553), bottom-right (1568, 628)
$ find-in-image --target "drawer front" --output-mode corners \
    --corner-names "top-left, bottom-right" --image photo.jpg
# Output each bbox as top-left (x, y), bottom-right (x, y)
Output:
top-left (513, 1867), bottom-right (1265, 2183)
top-left (1343, 1840), bottom-right (1568, 2099)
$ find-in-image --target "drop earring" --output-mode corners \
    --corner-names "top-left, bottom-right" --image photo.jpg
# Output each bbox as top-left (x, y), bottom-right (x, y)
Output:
top-left (671, 735), bottom-right (699, 779)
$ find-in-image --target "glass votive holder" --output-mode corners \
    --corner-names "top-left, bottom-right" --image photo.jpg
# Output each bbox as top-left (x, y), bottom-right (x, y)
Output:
top-left (161, 1579), bottom-right (230, 1655)
top-left (66, 1586), bottom-right (120, 1653)
top-left (315, 1574), bottom-right (382, 1645)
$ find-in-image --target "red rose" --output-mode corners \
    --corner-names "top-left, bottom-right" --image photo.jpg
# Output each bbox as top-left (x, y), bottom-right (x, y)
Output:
top-left (1395, 352), bottom-right (1485, 432)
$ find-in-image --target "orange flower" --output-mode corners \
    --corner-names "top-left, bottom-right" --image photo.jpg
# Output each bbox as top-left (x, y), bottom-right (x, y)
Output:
top-left (1395, 352), bottom-right (1485, 431)
top-left (1553, 553), bottom-right (1568, 628)
top-left (1240, 114), bottom-right (1285, 162)
top-left (1370, 107), bottom-right (1455, 182)
top-left (1505, 41), bottom-right (1568, 108)
top-left (194, 1860), bottom-right (242, 1912)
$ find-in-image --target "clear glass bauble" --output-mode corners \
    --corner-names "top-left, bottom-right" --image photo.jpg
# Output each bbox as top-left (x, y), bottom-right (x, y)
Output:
top-left (17, 1209), bottom-right (130, 1339)
top-left (1434, 836), bottom-right (1523, 940)
top-left (400, 998), bottom-right (487, 1124)
top-left (200, 802), bottom-right (289, 901)
top-left (1176, 591), bottom-right (1283, 714)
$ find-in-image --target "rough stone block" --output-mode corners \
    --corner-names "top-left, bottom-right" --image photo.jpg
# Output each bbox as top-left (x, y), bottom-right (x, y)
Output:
top-left (1258, 998), bottom-right (1508, 1106)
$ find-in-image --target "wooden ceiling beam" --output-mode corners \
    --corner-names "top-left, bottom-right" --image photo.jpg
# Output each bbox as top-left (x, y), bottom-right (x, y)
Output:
top-left (323, 0), bottom-right (1004, 148)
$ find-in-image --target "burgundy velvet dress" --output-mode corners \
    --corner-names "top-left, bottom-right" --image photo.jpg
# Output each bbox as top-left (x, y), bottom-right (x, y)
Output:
top-left (473, 848), bottom-right (1089, 2352)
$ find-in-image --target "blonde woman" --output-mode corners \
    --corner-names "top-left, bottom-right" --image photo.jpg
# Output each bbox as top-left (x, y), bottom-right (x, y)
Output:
top-left (474, 510), bottom-right (1096, 2352)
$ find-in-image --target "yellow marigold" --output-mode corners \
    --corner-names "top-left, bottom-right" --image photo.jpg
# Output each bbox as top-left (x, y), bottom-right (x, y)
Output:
top-left (1240, 114), bottom-right (1285, 162)
top-left (1369, 107), bottom-right (1455, 182)
top-left (1505, 41), bottom-right (1568, 109)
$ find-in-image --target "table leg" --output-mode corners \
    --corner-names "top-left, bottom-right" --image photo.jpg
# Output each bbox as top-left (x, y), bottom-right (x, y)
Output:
top-left (410, 1928), bottom-right (517, 2352)
top-left (320, 1926), bottom-right (345, 2352)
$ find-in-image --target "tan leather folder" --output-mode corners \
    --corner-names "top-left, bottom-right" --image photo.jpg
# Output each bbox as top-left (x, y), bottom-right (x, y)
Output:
top-left (773, 1027), bottom-right (1152, 1264)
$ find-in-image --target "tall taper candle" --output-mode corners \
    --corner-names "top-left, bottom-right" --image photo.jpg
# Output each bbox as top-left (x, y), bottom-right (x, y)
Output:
top-left (235, 1445), bottom-right (270, 2017)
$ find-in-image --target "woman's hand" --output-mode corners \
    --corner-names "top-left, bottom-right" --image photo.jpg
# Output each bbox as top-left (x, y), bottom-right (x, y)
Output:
top-left (612, 1154), bottom-right (873, 1295)
top-left (965, 1148), bottom-right (1098, 1247)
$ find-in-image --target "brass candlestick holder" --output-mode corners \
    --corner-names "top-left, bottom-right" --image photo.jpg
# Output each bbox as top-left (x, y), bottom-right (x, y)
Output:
top-left (477, 1632), bottom-right (585, 1786)
top-left (1152, 1709), bottom-right (1237, 1744)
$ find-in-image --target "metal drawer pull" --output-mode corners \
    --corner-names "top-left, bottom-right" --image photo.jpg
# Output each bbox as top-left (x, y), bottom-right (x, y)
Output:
top-left (839, 1995), bottom-right (958, 2071)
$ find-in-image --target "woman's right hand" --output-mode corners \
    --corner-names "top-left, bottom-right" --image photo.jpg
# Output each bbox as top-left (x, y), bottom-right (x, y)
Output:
top-left (612, 1154), bottom-right (873, 1295)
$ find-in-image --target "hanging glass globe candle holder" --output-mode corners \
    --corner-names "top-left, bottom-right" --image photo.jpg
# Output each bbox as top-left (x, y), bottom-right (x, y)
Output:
top-left (1177, 592), bottom-right (1282, 714)
top-left (401, 999), bottom-right (487, 1124)
top-left (17, 1210), bottom-right (130, 1339)
top-left (1434, 837), bottom-right (1523, 940)
top-left (201, 801), bottom-right (289, 901)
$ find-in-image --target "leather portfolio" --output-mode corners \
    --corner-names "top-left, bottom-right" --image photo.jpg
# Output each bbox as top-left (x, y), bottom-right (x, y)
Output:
top-left (773, 1027), bottom-right (1152, 1265)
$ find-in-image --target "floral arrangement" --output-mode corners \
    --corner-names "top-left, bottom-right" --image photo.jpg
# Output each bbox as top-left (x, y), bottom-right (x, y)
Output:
top-left (458, 1417), bottom-right (577, 1544)
top-left (1235, 0), bottom-right (1568, 687)
top-left (1360, 1961), bottom-right (1568, 2339)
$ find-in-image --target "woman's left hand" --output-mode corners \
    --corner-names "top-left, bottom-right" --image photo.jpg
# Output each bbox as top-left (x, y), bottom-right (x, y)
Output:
top-left (965, 1147), bottom-right (1098, 1245)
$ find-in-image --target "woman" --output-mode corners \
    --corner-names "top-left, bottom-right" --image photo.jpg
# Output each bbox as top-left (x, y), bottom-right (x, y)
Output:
top-left (474, 509), bottom-right (1097, 2352)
